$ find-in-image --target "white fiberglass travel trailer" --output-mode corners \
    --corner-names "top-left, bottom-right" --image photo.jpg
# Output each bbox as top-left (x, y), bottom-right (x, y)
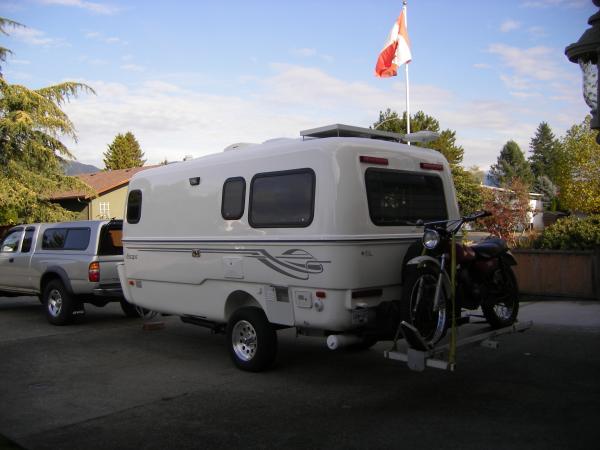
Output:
top-left (118, 124), bottom-right (460, 371)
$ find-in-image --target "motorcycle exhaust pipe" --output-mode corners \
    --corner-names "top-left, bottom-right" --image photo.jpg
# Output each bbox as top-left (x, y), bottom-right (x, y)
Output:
top-left (326, 334), bottom-right (361, 350)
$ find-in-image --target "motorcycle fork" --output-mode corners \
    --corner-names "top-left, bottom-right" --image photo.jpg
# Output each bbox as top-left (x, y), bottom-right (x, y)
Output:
top-left (433, 254), bottom-right (446, 312)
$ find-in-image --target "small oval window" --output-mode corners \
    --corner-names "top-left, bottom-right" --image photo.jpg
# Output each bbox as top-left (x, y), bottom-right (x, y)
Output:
top-left (127, 190), bottom-right (142, 224)
top-left (222, 177), bottom-right (246, 220)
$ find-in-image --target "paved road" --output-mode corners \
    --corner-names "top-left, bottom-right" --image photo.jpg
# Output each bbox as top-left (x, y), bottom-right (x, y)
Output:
top-left (0, 297), bottom-right (599, 450)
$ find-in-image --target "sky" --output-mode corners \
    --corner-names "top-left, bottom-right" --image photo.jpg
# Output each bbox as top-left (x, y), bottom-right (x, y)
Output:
top-left (0, 0), bottom-right (595, 170)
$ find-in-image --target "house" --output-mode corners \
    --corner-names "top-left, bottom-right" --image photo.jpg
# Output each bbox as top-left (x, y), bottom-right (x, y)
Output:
top-left (480, 185), bottom-right (544, 230)
top-left (50, 166), bottom-right (157, 220)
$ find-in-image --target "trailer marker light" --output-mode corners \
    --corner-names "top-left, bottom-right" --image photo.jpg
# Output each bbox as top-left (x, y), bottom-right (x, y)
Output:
top-left (420, 162), bottom-right (444, 171)
top-left (128, 280), bottom-right (135, 286)
top-left (315, 291), bottom-right (326, 299)
top-left (360, 156), bottom-right (388, 166)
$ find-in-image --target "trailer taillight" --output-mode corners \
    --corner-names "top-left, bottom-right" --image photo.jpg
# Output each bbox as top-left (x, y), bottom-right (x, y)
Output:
top-left (360, 156), bottom-right (389, 166)
top-left (89, 262), bottom-right (100, 282)
top-left (420, 162), bottom-right (444, 171)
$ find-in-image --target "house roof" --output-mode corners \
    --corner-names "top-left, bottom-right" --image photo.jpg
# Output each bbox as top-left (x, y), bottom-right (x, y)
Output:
top-left (51, 165), bottom-right (157, 200)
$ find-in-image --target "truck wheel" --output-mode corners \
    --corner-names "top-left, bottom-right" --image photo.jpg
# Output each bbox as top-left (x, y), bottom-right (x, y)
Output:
top-left (226, 307), bottom-right (277, 372)
top-left (43, 279), bottom-right (77, 326)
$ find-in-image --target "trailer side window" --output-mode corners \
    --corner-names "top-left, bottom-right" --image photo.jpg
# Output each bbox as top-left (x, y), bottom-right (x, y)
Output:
top-left (365, 169), bottom-right (448, 225)
top-left (127, 190), bottom-right (142, 224)
top-left (250, 169), bottom-right (315, 228)
top-left (222, 177), bottom-right (246, 220)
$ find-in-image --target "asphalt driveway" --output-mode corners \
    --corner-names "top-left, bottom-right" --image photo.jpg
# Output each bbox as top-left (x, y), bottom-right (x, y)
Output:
top-left (0, 297), bottom-right (598, 450)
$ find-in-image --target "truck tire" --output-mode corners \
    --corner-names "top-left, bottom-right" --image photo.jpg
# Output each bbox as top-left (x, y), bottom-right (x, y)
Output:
top-left (226, 307), bottom-right (277, 372)
top-left (43, 279), bottom-right (78, 326)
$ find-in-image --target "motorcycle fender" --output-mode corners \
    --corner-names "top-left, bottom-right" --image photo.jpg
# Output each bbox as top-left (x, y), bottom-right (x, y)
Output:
top-left (405, 256), bottom-right (452, 297)
top-left (405, 255), bottom-right (441, 269)
top-left (502, 251), bottom-right (518, 266)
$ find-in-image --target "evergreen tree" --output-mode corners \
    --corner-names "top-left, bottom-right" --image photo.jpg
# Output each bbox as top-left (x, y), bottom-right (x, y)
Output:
top-left (528, 122), bottom-right (561, 182)
top-left (103, 131), bottom-right (146, 170)
top-left (489, 140), bottom-right (533, 187)
top-left (532, 175), bottom-right (558, 211)
top-left (0, 18), bottom-right (94, 225)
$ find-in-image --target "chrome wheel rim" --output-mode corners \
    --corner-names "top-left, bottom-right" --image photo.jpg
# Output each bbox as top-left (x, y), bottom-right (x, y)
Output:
top-left (410, 273), bottom-right (447, 345)
top-left (232, 320), bottom-right (257, 362)
top-left (47, 289), bottom-right (63, 317)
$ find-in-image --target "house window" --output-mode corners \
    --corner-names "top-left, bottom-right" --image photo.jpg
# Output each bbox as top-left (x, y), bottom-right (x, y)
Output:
top-left (99, 202), bottom-right (110, 219)
top-left (249, 168), bottom-right (315, 228)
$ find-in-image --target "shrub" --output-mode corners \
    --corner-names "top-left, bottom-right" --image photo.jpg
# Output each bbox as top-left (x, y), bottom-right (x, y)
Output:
top-left (533, 215), bottom-right (600, 250)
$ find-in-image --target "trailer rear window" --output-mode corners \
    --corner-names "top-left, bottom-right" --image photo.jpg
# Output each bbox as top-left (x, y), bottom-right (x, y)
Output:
top-left (250, 169), bottom-right (315, 228)
top-left (42, 228), bottom-right (91, 250)
top-left (222, 177), bottom-right (246, 220)
top-left (365, 169), bottom-right (448, 225)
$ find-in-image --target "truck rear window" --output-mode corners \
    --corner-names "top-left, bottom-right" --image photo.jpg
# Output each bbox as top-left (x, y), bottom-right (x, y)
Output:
top-left (98, 223), bottom-right (123, 255)
top-left (365, 169), bottom-right (448, 225)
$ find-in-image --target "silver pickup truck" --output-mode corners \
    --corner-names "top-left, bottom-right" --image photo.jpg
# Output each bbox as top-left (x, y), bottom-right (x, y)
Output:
top-left (0, 219), bottom-right (140, 325)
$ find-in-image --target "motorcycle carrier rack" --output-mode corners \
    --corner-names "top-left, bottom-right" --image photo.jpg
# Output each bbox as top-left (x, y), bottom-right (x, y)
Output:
top-left (383, 320), bottom-right (533, 372)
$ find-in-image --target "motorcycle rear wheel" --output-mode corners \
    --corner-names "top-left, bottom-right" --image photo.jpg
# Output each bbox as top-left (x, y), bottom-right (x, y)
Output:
top-left (482, 265), bottom-right (519, 328)
top-left (401, 266), bottom-right (450, 348)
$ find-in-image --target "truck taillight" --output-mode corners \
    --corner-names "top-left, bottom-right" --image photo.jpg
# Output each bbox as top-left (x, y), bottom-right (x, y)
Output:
top-left (89, 262), bottom-right (100, 282)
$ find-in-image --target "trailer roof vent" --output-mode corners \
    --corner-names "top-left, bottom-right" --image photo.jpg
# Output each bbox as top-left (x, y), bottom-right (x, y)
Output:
top-left (300, 124), bottom-right (403, 142)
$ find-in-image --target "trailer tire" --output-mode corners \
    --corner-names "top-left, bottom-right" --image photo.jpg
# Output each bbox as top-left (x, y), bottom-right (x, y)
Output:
top-left (226, 307), bottom-right (277, 372)
top-left (120, 299), bottom-right (150, 318)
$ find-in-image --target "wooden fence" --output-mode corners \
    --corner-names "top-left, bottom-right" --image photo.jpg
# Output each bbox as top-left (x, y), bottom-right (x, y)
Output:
top-left (512, 248), bottom-right (600, 300)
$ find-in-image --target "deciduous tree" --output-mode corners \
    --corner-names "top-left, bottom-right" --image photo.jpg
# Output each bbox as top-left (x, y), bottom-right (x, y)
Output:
top-left (555, 116), bottom-right (600, 214)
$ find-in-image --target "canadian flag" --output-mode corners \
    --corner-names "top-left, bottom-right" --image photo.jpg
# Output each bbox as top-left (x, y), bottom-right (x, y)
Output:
top-left (374, 9), bottom-right (412, 78)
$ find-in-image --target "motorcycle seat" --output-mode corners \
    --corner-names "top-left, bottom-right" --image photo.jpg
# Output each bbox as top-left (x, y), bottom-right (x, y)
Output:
top-left (472, 237), bottom-right (508, 259)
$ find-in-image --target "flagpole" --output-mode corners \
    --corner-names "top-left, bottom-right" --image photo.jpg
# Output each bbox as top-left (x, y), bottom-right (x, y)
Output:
top-left (403, 0), bottom-right (411, 145)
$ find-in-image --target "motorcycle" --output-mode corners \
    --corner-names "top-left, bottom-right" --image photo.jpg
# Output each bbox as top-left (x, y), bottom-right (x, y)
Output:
top-left (401, 210), bottom-right (520, 347)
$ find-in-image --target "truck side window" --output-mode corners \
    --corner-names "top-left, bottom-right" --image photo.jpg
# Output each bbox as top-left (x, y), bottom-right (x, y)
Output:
top-left (21, 229), bottom-right (35, 253)
top-left (250, 168), bottom-right (315, 228)
top-left (43, 229), bottom-right (67, 249)
top-left (127, 190), bottom-right (142, 224)
top-left (1, 230), bottom-right (23, 253)
top-left (42, 228), bottom-right (90, 250)
top-left (222, 177), bottom-right (246, 220)
top-left (365, 168), bottom-right (448, 225)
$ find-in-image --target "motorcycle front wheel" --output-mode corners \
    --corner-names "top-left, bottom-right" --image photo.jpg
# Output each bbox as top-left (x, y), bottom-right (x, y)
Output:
top-left (400, 266), bottom-right (450, 348)
top-left (482, 265), bottom-right (519, 328)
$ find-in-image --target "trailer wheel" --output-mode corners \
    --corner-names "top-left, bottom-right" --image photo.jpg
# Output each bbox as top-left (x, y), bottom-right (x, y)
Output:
top-left (226, 307), bottom-right (277, 372)
top-left (43, 279), bottom-right (77, 326)
top-left (120, 299), bottom-right (150, 318)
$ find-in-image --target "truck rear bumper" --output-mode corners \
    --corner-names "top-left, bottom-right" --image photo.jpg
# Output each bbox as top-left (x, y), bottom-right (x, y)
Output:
top-left (93, 283), bottom-right (123, 298)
